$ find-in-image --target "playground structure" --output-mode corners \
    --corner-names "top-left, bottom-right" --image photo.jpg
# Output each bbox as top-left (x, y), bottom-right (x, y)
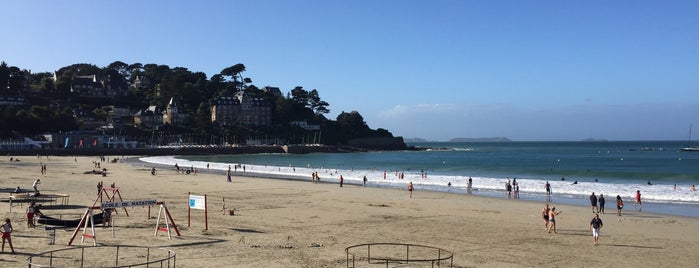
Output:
top-left (27, 245), bottom-right (176, 267)
top-left (67, 183), bottom-right (180, 245)
top-left (345, 243), bottom-right (453, 268)
top-left (4, 192), bottom-right (70, 212)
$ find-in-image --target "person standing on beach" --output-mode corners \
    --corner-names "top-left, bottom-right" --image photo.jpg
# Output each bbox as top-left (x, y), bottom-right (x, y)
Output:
top-left (616, 195), bottom-right (624, 216)
top-left (1, 218), bottom-right (15, 254)
top-left (598, 194), bottom-right (606, 214)
top-left (542, 203), bottom-right (550, 230)
top-left (27, 202), bottom-right (37, 228)
top-left (227, 169), bottom-right (232, 182)
top-left (467, 177), bottom-right (473, 193)
top-left (505, 179), bottom-right (512, 199)
top-left (547, 207), bottom-right (561, 234)
top-left (590, 213), bottom-right (603, 246)
top-left (363, 176), bottom-right (367, 187)
top-left (545, 181), bottom-right (552, 202)
top-left (633, 190), bottom-right (642, 210)
top-left (408, 181), bottom-right (414, 198)
top-left (339, 175), bottom-right (343, 187)
top-left (590, 192), bottom-right (598, 213)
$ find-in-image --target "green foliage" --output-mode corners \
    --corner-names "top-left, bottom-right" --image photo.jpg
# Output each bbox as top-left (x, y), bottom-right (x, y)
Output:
top-left (0, 61), bottom-right (396, 145)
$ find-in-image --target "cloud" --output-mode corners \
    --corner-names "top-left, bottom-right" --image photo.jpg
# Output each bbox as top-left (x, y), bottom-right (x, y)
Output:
top-left (371, 102), bottom-right (699, 141)
top-left (377, 103), bottom-right (457, 119)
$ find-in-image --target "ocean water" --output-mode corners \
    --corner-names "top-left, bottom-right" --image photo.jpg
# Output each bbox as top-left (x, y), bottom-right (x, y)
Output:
top-left (138, 141), bottom-right (699, 216)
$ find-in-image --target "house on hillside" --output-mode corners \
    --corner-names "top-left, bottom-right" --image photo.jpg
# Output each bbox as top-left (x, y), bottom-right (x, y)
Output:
top-left (71, 75), bottom-right (104, 97)
top-left (163, 97), bottom-right (185, 126)
top-left (236, 91), bottom-right (271, 126)
top-left (70, 74), bottom-right (128, 98)
top-left (210, 91), bottom-right (272, 127)
top-left (0, 95), bottom-right (26, 106)
top-left (262, 86), bottom-right (283, 98)
top-left (133, 105), bottom-right (164, 129)
top-left (211, 96), bottom-right (241, 126)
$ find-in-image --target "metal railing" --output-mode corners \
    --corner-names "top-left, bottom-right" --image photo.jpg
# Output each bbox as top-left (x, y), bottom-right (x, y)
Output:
top-left (346, 243), bottom-right (453, 268)
top-left (27, 245), bottom-right (176, 267)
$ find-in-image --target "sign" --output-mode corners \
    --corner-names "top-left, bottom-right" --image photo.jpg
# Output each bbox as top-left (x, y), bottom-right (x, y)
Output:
top-left (189, 194), bottom-right (206, 210)
top-left (101, 199), bottom-right (157, 209)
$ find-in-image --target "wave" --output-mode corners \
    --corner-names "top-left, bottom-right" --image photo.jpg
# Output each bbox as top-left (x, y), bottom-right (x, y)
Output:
top-left (139, 156), bottom-right (699, 204)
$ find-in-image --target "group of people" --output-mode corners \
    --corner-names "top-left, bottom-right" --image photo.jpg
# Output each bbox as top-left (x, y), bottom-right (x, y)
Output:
top-left (541, 203), bottom-right (561, 233)
top-left (541, 203), bottom-right (604, 245)
top-left (589, 192), bottom-right (606, 214)
top-left (505, 179), bottom-right (520, 199)
top-left (39, 162), bottom-right (48, 175)
top-left (590, 190), bottom-right (641, 218)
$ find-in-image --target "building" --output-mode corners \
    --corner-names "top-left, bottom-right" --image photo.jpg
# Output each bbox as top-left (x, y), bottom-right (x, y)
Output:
top-left (163, 97), bottom-right (185, 126)
top-left (210, 91), bottom-right (272, 127)
top-left (71, 75), bottom-right (104, 97)
top-left (133, 105), bottom-right (163, 129)
top-left (289, 121), bottom-right (321, 131)
top-left (261, 86), bottom-right (283, 99)
top-left (70, 74), bottom-right (128, 98)
top-left (210, 96), bottom-right (240, 126)
top-left (235, 91), bottom-right (271, 126)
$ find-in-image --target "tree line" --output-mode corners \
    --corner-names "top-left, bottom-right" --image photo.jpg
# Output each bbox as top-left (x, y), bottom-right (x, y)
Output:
top-left (0, 61), bottom-right (395, 145)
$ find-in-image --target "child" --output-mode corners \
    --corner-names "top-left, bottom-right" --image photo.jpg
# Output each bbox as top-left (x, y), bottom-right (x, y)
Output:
top-left (1, 218), bottom-right (15, 253)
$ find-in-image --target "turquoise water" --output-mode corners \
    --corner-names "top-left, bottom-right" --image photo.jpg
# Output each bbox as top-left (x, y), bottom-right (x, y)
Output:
top-left (140, 141), bottom-right (699, 216)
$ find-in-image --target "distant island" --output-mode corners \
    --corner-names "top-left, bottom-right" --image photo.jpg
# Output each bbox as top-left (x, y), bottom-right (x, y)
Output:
top-left (581, 138), bottom-right (609, 142)
top-left (449, 137), bottom-right (511, 142)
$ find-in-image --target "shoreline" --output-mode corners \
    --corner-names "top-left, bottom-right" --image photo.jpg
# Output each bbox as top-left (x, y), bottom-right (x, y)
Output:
top-left (133, 156), bottom-right (699, 218)
top-left (2, 155), bottom-right (699, 267)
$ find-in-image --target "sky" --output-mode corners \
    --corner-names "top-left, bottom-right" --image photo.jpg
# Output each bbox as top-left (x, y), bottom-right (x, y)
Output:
top-left (1, 0), bottom-right (698, 141)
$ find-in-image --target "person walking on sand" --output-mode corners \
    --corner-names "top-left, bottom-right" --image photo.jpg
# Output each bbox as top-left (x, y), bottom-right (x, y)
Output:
top-left (633, 190), bottom-right (642, 210)
top-left (408, 181), bottom-right (414, 198)
top-left (590, 213), bottom-right (603, 246)
top-left (590, 192), bottom-right (598, 213)
top-left (547, 207), bottom-right (561, 234)
top-left (541, 203), bottom-right (550, 230)
top-left (616, 195), bottom-right (624, 216)
top-left (598, 194), bottom-right (606, 214)
top-left (33, 178), bottom-right (41, 192)
top-left (1, 218), bottom-right (15, 253)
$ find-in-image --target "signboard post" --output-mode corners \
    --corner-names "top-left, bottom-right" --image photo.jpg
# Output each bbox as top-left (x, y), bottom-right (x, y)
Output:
top-left (188, 193), bottom-right (208, 230)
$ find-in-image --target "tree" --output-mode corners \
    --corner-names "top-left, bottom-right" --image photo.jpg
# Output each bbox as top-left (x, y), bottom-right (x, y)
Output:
top-left (308, 89), bottom-right (330, 116)
top-left (220, 63), bottom-right (246, 91)
top-left (107, 61), bottom-right (130, 80)
top-left (290, 86), bottom-right (309, 105)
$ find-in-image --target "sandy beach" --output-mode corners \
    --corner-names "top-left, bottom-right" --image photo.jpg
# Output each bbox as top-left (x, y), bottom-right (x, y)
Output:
top-left (1, 155), bottom-right (698, 267)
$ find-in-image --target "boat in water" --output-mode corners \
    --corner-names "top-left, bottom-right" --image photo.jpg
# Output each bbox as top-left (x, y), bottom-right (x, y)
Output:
top-left (681, 124), bottom-right (699, 152)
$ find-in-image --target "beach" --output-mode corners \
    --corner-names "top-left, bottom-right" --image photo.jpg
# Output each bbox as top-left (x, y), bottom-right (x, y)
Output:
top-left (1, 156), bottom-right (699, 267)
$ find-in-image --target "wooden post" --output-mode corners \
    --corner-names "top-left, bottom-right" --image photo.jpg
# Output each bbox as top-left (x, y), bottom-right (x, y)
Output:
top-left (204, 194), bottom-right (208, 230)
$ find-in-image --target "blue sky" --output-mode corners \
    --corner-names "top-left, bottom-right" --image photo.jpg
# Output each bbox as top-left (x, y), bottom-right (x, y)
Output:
top-left (2, 1), bottom-right (698, 141)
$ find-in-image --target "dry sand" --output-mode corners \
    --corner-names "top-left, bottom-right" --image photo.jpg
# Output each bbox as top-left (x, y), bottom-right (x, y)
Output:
top-left (1, 155), bottom-right (698, 267)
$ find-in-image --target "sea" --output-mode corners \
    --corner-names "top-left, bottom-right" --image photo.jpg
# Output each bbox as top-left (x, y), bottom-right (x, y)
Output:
top-left (138, 141), bottom-right (699, 217)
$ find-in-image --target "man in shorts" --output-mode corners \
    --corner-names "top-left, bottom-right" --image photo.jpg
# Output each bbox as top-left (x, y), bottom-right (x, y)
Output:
top-left (541, 203), bottom-right (550, 230)
top-left (590, 213), bottom-right (603, 246)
